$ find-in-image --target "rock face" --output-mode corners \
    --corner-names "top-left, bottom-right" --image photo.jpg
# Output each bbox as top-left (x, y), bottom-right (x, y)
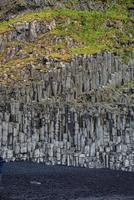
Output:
top-left (0, 0), bottom-right (133, 171)
top-left (0, 0), bottom-right (111, 21)
top-left (0, 52), bottom-right (134, 171)
top-left (0, 19), bottom-right (56, 52)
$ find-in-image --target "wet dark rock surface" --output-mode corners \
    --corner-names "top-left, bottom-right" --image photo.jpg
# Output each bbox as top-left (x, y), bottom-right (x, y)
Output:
top-left (0, 162), bottom-right (134, 200)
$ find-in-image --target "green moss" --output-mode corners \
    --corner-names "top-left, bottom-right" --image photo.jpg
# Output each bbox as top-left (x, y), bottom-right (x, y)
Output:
top-left (0, 9), bottom-right (55, 33)
top-left (1, 56), bottom-right (36, 72)
top-left (0, 1), bottom-right (133, 75)
top-left (71, 44), bottom-right (107, 55)
top-left (49, 52), bottom-right (71, 60)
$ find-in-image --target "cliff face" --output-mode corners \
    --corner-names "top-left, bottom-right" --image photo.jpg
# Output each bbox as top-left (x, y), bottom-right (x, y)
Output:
top-left (0, 52), bottom-right (134, 171)
top-left (0, 0), bottom-right (134, 171)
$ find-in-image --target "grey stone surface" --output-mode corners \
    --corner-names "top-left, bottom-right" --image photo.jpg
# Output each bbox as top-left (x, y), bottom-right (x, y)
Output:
top-left (0, 52), bottom-right (133, 171)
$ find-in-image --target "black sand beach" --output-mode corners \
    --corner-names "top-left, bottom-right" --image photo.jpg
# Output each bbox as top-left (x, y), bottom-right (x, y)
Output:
top-left (0, 162), bottom-right (134, 200)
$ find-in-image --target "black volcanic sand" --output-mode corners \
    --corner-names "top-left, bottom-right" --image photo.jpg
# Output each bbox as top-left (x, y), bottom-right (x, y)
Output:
top-left (0, 162), bottom-right (134, 200)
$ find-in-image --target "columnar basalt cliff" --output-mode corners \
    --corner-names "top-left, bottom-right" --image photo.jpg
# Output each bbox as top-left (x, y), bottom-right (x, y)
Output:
top-left (0, 52), bottom-right (134, 171)
top-left (0, 0), bottom-right (134, 171)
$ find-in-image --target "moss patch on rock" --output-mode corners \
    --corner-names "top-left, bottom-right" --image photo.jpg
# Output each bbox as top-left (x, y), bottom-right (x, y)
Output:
top-left (0, 1), bottom-right (133, 82)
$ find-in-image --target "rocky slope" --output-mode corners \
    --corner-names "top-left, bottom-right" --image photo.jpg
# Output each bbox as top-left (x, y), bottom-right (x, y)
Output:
top-left (0, 0), bottom-right (133, 21)
top-left (0, 0), bottom-right (134, 171)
